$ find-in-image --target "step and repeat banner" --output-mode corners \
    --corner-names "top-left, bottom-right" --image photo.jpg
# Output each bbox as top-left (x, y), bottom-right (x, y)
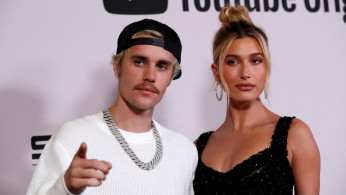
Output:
top-left (1, 0), bottom-right (346, 194)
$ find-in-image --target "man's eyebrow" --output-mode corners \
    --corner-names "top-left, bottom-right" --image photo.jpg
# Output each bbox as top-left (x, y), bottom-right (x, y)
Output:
top-left (131, 55), bottom-right (172, 66)
top-left (131, 55), bottom-right (149, 62)
top-left (157, 59), bottom-right (172, 66)
top-left (131, 55), bottom-right (147, 60)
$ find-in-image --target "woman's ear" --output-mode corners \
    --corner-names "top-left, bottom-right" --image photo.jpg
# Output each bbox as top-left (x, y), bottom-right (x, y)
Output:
top-left (211, 63), bottom-right (221, 82)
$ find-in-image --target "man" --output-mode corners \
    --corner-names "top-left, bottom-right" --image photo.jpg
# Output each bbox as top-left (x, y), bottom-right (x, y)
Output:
top-left (27, 19), bottom-right (198, 195)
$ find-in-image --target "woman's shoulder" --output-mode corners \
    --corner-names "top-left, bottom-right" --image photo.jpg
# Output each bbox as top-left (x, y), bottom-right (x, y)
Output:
top-left (272, 115), bottom-right (311, 138)
top-left (286, 118), bottom-right (320, 194)
top-left (287, 117), bottom-right (319, 156)
top-left (194, 131), bottom-right (214, 145)
top-left (288, 117), bottom-right (313, 141)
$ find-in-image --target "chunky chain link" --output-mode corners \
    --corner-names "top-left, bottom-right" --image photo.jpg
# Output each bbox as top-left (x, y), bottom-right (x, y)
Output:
top-left (103, 109), bottom-right (163, 170)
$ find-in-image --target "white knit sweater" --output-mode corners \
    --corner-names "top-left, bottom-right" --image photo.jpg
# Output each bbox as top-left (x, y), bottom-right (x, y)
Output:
top-left (27, 111), bottom-right (198, 195)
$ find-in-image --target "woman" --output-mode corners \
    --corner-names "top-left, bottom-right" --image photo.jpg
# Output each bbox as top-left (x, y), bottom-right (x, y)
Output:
top-left (193, 5), bottom-right (320, 195)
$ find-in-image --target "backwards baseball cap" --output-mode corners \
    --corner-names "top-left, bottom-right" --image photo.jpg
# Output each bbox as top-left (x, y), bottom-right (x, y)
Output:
top-left (116, 19), bottom-right (182, 80)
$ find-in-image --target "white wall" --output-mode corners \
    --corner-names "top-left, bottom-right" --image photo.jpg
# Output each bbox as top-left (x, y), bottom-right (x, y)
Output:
top-left (1, 0), bottom-right (345, 194)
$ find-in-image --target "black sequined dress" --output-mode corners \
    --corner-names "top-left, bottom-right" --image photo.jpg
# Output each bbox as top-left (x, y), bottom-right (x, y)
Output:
top-left (193, 117), bottom-right (295, 195)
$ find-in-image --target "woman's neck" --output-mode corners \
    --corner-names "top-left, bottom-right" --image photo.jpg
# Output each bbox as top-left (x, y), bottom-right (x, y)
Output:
top-left (222, 98), bottom-right (272, 132)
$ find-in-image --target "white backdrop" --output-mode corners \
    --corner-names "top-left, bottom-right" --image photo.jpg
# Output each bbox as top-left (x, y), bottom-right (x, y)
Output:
top-left (1, 0), bottom-right (346, 194)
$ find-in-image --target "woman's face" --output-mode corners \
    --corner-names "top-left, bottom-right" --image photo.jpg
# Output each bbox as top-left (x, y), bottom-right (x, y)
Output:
top-left (213, 37), bottom-right (266, 102)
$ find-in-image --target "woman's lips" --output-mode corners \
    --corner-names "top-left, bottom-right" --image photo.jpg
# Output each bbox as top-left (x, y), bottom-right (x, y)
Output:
top-left (236, 84), bottom-right (255, 91)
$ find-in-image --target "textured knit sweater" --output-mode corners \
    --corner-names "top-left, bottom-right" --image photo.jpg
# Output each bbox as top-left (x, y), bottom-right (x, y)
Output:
top-left (27, 111), bottom-right (198, 195)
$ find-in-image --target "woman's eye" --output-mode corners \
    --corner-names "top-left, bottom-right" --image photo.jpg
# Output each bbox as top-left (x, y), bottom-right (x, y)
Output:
top-left (227, 60), bottom-right (238, 65)
top-left (252, 59), bottom-right (262, 64)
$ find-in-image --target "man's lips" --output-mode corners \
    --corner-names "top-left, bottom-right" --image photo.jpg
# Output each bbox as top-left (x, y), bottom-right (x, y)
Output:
top-left (236, 84), bottom-right (255, 91)
top-left (134, 83), bottom-right (160, 94)
top-left (138, 86), bottom-right (156, 93)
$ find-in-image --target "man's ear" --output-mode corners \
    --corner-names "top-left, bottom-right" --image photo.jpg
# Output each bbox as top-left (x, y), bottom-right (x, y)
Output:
top-left (113, 56), bottom-right (120, 78)
top-left (211, 63), bottom-right (221, 82)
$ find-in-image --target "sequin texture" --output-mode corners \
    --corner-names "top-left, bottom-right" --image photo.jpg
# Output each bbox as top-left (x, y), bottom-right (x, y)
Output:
top-left (193, 117), bottom-right (295, 195)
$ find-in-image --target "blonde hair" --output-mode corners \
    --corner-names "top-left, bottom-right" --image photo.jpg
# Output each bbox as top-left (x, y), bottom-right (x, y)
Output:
top-left (112, 30), bottom-right (181, 81)
top-left (213, 5), bottom-right (271, 100)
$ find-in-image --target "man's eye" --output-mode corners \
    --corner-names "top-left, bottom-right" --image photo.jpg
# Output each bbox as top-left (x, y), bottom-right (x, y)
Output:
top-left (157, 64), bottom-right (168, 70)
top-left (134, 60), bottom-right (144, 66)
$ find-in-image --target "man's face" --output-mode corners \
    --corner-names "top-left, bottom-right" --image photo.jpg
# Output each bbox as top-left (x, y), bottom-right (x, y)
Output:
top-left (114, 43), bottom-right (175, 112)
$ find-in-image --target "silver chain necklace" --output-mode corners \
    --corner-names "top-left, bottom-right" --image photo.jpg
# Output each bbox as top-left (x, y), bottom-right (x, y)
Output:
top-left (103, 109), bottom-right (163, 170)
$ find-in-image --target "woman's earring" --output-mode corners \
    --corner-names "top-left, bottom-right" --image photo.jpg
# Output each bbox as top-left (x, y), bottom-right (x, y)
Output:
top-left (264, 80), bottom-right (270, 100)
top-left (264, 83), bottom-right (267, 99)
top-left (216, 82), bottom-right (223, 101)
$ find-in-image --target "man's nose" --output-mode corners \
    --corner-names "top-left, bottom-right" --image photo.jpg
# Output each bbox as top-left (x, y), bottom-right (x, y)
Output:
top-left (143, 65), bottom-right (156, 82)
